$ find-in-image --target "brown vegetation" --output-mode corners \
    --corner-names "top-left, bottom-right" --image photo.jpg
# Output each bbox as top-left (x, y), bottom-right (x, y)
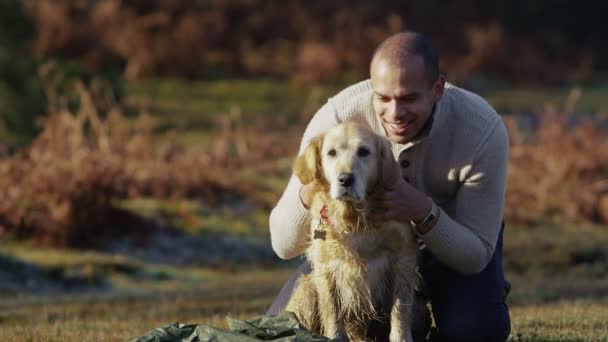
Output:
top-left (0, 64), bottom-right (292, 247)
top-left (0, 66), bottom-right (607, 248)
top-left (505, 110), bottom-right (608, 225)
top-left (20, 0), bottom-right (604, 83)
top-left (2, 79), bottom-right (608, 247)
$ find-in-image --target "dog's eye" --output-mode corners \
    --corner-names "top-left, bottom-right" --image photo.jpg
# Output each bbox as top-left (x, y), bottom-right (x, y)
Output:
top-left (357, 147), bottom-right (370, 157)
top-left (327, 149), bottom-right (337, 157)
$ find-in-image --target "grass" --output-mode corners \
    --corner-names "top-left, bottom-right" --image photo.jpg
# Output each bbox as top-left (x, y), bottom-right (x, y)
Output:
top-left (511, 301), bottom-right (608, 341)
top-left (0, 268), bottom-right (292, 342)
top-left (504, 222), bottom-right (608, 305)
top-left (116, 198), bottom-right (271, 237)
top-left (0, 269), bottom-right (606, 341)
top-left (481, 86), bottom-right (608, 115)
top-left (125, 78), bottom-right (342, 135)
top-left (1, 210), bottom-right (607, 340)
top-left (126, 79), bottom-right (608, 128)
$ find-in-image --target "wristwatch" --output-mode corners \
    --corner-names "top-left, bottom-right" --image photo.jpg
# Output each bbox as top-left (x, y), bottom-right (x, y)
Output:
top-left (410, 201), bottom-right (440, 236)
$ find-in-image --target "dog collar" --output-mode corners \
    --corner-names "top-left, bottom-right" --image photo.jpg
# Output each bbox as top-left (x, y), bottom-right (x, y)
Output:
top-left (313, 204), bottom-right (331, 240)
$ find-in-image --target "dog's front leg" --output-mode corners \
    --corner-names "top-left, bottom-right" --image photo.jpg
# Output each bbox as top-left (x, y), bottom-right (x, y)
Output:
top-left (388, 270), bottom-right (416, 342)
top-left (314, 272), bottom-right (347, 340)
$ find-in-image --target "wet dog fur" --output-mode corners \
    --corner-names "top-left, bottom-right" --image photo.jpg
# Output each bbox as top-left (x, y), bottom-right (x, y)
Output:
top-left (285, 122), bottom-right (419, 341)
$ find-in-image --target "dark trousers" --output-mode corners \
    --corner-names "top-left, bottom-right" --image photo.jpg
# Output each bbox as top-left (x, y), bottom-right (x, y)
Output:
top-left (418, 226), bottom-right (511, 341)
top-left (267, 227), bottom-right (511, 341)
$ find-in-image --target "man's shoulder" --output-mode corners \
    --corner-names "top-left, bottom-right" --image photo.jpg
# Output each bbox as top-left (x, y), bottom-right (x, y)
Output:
top-left (441, 83), bottom-right (501, 130)
top-left (328, 79), bottom-right (373, 109)
top-left (433, 83), bottom-right (506, 153)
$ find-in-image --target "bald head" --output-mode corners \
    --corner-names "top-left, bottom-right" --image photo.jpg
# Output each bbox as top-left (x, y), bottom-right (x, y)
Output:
top-left (371, 32), bottom-right (439, 85)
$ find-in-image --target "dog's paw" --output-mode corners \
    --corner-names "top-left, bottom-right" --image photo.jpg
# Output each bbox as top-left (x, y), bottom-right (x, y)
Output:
top-left (329, 332), bottom-right (349, 342)
top-left (389, 330), bottom-right (413, 342)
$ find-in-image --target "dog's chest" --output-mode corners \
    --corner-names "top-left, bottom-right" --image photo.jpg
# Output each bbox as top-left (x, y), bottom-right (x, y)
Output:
top-left (347, 234), bottom-right (390, 282)
top-left (319, 233), bottom-right (392, 299)
top-left (362, 253), bottom-right (390, 297)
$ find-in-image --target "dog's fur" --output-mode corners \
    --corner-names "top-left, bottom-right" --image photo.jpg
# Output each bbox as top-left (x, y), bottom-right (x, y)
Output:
top-left (285, 122), bottom-right (419, 342)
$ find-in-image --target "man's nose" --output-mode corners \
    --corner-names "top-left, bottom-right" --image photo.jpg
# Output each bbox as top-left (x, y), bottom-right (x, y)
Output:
top-left (338, 172), bottom-right (354, 187)
top-left (388, 100), bottom-right (407, 121)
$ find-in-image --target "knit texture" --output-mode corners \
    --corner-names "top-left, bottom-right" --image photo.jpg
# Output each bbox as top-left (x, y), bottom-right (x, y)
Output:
top-left (269, 80), bottom-right (509, 274)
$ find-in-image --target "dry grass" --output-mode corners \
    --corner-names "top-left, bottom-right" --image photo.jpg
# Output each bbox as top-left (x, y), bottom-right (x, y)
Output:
top-left (0, 67), bottom-right (293, 247)
top-left (510, 301), bottom-right (608, 341)
top-left (2, 72), bottom-right (608, 248)
top-left (0, 268), bottom-right (292, 342)
top-left (505, 109), bottom-right (608, 225)
top-left (0, 270), bottom-right (606, 341)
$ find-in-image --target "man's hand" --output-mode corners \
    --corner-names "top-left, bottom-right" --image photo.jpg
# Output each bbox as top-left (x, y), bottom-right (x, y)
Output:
top-left (371, 177), bottom-right (432, 224)
top-left (299, 183), bottom-right (316, 209)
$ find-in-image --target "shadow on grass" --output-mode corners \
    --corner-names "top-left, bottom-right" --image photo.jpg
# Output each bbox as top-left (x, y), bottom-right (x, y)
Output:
top-left (0, 253), bottom-right (109, 294)
top-left (504, 222), bottom-right (608, 305)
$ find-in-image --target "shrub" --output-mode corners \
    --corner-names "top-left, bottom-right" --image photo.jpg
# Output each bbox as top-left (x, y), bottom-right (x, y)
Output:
top-left (505, 108), bottom-right (608, 225)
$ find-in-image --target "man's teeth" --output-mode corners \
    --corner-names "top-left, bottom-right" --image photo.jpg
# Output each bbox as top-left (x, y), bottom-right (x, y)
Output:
top-left (390, 122), bottom-right (407, 129)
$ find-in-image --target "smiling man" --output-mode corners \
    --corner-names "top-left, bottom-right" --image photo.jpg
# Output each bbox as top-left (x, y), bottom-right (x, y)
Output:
top-left (268, 31), bottom-right (511, 341)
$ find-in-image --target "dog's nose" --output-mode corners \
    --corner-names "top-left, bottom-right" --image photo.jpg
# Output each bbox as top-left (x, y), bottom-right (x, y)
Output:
top-left (338, 173), bottom-right (354, 187)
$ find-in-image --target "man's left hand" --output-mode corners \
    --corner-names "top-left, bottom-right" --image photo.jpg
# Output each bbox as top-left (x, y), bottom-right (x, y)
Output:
top-left (371, 177), bottom-right (432, 223)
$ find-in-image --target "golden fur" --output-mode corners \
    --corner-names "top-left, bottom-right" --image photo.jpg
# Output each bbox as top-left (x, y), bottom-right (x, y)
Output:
top-left (286, 122), bottom-right (419, 342)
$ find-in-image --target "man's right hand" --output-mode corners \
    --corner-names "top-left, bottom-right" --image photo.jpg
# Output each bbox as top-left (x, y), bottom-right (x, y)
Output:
top-left (299, 183), bottom-right (315, 209)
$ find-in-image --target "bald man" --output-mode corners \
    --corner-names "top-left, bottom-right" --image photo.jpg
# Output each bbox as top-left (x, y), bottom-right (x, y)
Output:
top-left (268, 31), bottom-right (511, 341)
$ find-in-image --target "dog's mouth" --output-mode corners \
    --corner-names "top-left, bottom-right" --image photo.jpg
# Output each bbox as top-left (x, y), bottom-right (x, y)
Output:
top-left (331, 183), bottom-right (364, 202)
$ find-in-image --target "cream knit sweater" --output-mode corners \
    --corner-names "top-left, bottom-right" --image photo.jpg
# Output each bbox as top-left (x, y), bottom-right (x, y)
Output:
top-left (269, 80), bottom-right (509, 274)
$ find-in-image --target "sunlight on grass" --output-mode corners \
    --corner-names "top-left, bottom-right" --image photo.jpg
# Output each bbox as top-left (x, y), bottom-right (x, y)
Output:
top-left (126, 78), bottom-right (341, 132)
top-left (116, 197), bottom-right (270, 237)
top-left (483, 86), bottom-right (608, 114)
top-left (510, 301), bottom-right (608, 341)
top-left (0, 268), bottom-right (293, 342)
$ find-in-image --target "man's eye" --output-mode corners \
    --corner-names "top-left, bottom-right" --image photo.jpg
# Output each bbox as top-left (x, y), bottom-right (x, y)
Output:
top-left (357, 147), bottom-right (370, 157)
top-left (378, 96), bottom-right (390, 102)
top-left (328, 149), bottom-right (337, 157)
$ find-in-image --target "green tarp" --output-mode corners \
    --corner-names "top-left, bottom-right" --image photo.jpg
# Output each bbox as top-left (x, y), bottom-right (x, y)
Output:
top-left (130, 311), bottom-right (330, 342)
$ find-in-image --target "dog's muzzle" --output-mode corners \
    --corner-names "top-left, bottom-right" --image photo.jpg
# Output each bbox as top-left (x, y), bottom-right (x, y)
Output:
top-left (333, 172), bottom-right (363, 201)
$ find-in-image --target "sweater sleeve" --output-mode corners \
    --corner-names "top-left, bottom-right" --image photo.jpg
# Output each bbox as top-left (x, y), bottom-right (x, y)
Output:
top-left (269, 101), bottom-right (339, 259)
top-left (420, 119), bottom-right (509, 274)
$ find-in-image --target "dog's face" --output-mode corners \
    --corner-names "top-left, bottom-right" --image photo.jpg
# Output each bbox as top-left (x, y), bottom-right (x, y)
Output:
top-left (295, 122), bottom-right (399, 202)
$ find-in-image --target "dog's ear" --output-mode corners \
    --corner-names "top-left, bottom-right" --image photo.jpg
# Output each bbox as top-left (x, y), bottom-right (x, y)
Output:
top-left (377, 136), bottom-right (400, 188)
top-left (294, 134), bottom-right (323, 185)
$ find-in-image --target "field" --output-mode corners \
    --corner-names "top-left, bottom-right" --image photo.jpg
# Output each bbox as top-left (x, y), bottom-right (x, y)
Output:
top-left (1, 220), bottom-right (607, 341)
top-left (1, 79), bottom-right (608, 341)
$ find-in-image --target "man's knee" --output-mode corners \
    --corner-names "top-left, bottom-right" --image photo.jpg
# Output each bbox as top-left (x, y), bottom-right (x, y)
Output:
top-left (433, 303), bottom-right (510, 342)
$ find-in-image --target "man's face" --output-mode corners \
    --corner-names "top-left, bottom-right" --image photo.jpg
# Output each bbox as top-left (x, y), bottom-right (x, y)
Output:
top-left (371, 55), bottom-right (444, 144)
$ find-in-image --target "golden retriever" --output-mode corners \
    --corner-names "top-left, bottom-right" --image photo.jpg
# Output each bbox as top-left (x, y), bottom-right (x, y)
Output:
top-left (285, 122), bottom-right (419, 342)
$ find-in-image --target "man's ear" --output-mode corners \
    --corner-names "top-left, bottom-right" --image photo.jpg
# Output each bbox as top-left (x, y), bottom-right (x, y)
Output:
top-left (294, 135), bottom-right (323, 185)
top-left (377, 136), bottom-right (400, 188)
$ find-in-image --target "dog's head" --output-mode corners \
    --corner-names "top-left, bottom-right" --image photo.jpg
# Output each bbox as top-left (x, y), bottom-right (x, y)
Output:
top-left (294, 122), bottom-right (400, 202)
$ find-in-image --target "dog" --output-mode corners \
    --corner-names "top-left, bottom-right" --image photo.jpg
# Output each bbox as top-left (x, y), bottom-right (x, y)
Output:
top-left (285, 122), bottom-right (419, 342)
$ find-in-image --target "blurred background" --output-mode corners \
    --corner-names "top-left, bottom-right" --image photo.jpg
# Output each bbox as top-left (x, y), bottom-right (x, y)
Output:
top-left (0, 0), bottom-right (607, 340)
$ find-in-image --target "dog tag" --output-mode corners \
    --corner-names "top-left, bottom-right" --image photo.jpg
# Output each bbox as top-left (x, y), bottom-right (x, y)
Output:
top-left (313, 229), bottom-right (326, 240)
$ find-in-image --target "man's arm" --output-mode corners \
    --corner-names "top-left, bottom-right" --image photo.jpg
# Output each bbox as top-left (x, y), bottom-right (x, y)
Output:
top-left (269, 102), bottom-right (339, 259)
top-left (420, 119), bottom-right (509, 274)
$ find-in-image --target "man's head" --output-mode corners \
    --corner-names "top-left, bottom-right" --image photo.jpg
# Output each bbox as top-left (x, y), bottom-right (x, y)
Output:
top-left (370, 31), bottom-right (445, 144)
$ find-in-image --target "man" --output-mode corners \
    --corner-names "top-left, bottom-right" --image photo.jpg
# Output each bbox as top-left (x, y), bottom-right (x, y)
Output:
top-left (268, 31), bottom-right (511, 341)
